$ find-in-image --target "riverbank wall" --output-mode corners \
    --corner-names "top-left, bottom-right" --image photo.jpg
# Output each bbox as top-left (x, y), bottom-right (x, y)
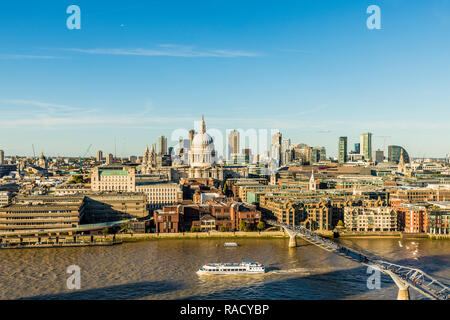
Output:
top-left (0, 241), bottom-right (120, 249)
top-left (338, 232), bottom-right (402, 239)
top-left (2, 230), bottom-right (447, 247)
top-left (337, 232), bottom-right (449, 240)
top-left (105, 231), bottom-right (288, 242)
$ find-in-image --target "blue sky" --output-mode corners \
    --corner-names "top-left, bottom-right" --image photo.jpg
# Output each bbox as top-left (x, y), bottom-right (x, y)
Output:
top-left (0, 0), bottom-right (449, 158)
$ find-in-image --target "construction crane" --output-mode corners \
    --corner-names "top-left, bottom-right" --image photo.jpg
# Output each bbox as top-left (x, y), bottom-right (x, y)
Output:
top-left (374, 136), bottom-right (391, 154)
top-left (79, 144), bottom-right (92, 171)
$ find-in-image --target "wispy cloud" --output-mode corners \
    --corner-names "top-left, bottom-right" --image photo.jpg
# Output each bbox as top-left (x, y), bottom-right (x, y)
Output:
top-left (0, 99), bottom-right (83, 113)
top-left (0, 54), bottom-right (60, 59)
top-left (1, 99), bottom-right (448, 136)
top-left (0, 115), bottom-right (197, 128)
top-left (60, 44), bottom-right (260, 58)
top-left (0, 99), bottom-right (195, 128)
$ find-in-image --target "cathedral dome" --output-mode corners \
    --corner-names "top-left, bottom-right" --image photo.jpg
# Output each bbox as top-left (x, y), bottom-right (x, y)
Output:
top-left (189, 116), bottom-right (217, 167)
top-left (192, 132), bottom-right (214, 149)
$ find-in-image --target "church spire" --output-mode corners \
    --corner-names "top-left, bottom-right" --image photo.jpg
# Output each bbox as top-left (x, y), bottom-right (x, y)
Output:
top-left (399, 149), bottom-right (405, 164)
top-left (398, 149), bottom-right (406, 174)
top-left (201, 115), bottom-right (206, 134)
top-left (309, 170), bottom-right (316, 191)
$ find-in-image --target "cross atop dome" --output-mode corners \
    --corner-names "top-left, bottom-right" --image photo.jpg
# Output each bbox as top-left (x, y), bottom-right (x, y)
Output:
top-left (201, 115), bottom-right (206, 134)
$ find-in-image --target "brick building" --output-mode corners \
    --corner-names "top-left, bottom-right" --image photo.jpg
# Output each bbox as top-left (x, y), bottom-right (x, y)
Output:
top-left (395, 203), bottom-right (428, 233)
top-left (153, 200), bottom-right (261, 233)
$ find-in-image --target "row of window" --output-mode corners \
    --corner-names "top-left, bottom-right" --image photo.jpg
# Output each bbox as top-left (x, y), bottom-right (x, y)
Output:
top-left (3, 222), bottom-right (73, 226)
top-left (5, 216), bottom-right (75, 220)
top-left (208, 269), bottom-right (245, 272)
top-left (3, 210), bottom-right (74, 214)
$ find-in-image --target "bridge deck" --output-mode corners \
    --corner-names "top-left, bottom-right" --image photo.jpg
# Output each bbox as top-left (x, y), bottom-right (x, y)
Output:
top-left (267, 220), bottom-right (449, 300)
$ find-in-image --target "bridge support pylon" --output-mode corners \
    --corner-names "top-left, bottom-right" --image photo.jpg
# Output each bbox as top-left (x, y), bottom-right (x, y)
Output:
top-left (288, 235), bottom-right (297, 248)
top-left (386, 270), bottom-right (410, 300)
top-left (397, 288), bottom-right (410, 300)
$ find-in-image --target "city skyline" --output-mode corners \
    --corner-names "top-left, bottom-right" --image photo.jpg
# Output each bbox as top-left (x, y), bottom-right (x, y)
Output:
top-left (0, 120), bottom-right (448, 160)
top-left (1, 1), bottom-right (449, 157)
top-left (1, 1), bottom-right (450, 306)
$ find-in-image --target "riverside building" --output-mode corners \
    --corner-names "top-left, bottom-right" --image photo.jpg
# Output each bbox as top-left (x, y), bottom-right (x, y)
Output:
top-left (153, 200), bottom-right (261, 233)
top-left (344, 206), bottom-right (397, 232)
top-left (0, 197), bottom-right (83, 233)
top-left (395, 203), bottom-right (428, 233)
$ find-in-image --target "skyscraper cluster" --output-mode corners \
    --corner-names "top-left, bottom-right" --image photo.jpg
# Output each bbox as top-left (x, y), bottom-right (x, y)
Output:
top-left (337, 132), bottom-right (409, 165)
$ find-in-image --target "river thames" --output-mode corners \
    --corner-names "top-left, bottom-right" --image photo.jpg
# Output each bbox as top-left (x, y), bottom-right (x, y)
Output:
top-left (0, 238), bottom-right (448, 300)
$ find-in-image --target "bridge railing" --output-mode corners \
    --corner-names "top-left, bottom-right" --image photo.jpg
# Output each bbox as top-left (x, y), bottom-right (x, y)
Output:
top-left (374, 260), bottom-right (450, 300)
top-left (266, 219), bottom-right (450, 300)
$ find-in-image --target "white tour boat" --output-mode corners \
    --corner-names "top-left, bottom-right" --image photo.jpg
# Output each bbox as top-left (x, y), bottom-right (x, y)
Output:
top-left (197, 261), bottom-right (265, 275)
top-left (224, 242), bottom-right (239, 247)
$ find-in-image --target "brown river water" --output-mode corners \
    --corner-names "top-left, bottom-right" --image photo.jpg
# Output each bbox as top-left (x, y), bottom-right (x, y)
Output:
top-left (0, 238), bottom-right (448, 300)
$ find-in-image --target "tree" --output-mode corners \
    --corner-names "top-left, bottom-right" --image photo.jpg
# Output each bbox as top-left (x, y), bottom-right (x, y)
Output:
top-left (218, 226), bottom-right (227, 232)
top-left (119, 222), bottom-right (132, 234)
top-left (190, 226), bottom-right (201, 232)
top-left (257, 221), bottom-right (266, 231)
top-left (239, 220), bottom-right (248, 232)
top-left (101, 228), bottom-right (109, 236)
top-left (69, 175), bottom-right (85, 184)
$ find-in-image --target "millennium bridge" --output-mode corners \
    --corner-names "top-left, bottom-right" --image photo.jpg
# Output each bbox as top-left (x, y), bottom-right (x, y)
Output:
top-left (267, 220), bottom-right (449, 301)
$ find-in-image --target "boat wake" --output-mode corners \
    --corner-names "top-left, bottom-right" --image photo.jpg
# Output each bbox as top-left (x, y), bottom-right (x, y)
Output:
top-left (266, 267), bottom-right (312, 275)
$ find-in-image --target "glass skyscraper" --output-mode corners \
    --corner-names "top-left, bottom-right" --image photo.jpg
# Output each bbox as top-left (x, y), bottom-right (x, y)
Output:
top-left (338, 137), bottom-right (347, 163)
top-left (360, 132), bottom-right (372, 161)
top-left (388, 145), bottom-right (410, 164)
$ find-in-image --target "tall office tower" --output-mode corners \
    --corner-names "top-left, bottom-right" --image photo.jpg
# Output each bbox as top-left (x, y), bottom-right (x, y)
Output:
top-left (374, 150), bottom-right (384, 164)
top-left (228, 130), bottom-right (240, 160)
top-left (106, 153), bottom-right (114, 165)
top-left (318, 147), bottom-right (327, 161)
top-left (360, 132), bottom-right (372, 161)
top-left (338, 137), bottom-right (348, 163)
top-left (354, 143), bottom-right (360, 154)
top-left (311, 146), bottom-right (326, 163)
top-left (96, 150), bottom-right (103, 163)
top-left (281, 139), bottom-right (291, 165)
top-left (0, 150), bottom-right (4, 165)
top-left (271, 132), bottom-right (282, 166)
top-left (311, 148), bottom-right (321, 164)
top-left (242, 148), bottom-right (252, 164)
top-left (388, 145), bottom-right (410, 164)
top-left (158, 136), bottom-right (167, 156)
top-left (292, 143), bottom-right (311, 164)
